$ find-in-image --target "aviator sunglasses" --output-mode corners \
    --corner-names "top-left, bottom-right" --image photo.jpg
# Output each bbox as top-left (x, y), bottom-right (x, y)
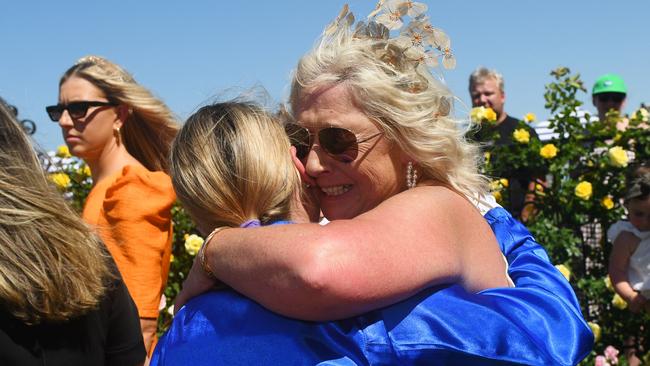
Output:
top-left (46, 101), bottom-right (117, 122)
top-left (285, 123), bottom-right (383, 162)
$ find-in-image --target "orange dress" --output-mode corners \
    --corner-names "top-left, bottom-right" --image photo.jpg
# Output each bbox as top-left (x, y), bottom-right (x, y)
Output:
top-left (83, 165), bottom-right (175, 319)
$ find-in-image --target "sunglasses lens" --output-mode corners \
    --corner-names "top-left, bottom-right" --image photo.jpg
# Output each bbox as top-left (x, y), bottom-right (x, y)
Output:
top-left (319, 127), bottom-right (357, 158)
top-left (46, 106), bottom-right (62, 122)
top-left (285, 124), bottom-right (311, 159)
top-left (67, 103), bottom-right (89, 119)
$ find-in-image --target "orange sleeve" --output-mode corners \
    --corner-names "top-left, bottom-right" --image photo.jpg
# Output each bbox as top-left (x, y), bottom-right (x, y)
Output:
top-left (96, 166), bottom-right (175, 318)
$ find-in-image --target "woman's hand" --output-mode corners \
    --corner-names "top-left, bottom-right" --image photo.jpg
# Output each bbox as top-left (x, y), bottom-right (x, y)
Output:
top-left (173, 256), bottom-right (220, 315)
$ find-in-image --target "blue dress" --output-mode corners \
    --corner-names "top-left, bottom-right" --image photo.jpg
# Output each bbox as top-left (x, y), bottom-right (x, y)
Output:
top-left (151, 208), bottom-right (593, 365)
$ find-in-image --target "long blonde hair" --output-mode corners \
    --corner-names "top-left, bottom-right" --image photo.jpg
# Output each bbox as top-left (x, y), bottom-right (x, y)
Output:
top-left (289, 22), bottom-right (488, 199)
top-left (60, 55), bottom-right (178, 172)
top-left (170, 101), bottom-right (300, 231)
top-left (0, 103), bottom-right (113, 325)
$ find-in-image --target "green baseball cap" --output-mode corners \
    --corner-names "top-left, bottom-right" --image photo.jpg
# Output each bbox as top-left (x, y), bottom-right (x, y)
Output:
top-left (592, 74), bottom-right (627, 95)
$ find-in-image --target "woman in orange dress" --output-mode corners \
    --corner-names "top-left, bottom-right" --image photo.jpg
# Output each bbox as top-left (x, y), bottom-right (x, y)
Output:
top-left (46, 55), bottom-right (178, 356)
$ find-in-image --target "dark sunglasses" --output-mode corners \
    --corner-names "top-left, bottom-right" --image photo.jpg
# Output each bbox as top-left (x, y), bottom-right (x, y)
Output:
top-left (285, 123), bottom-right (383, 162)
top-left (46, 101), bottom-right (117, 122)
top-left (596, 93), bottom-right (625, 104)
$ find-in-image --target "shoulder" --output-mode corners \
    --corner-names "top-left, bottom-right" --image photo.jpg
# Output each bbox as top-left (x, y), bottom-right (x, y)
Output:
top-left (378, 185), bottom-right (486, 229)
top-left (105, 165), bottom-right (175, 204)
top-left (102, 165), bottom-right (175, 219)
top-left (608, 220), bottom-right (641, 242)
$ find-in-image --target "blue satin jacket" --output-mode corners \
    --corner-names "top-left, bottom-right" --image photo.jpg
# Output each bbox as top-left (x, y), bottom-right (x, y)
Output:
top-left (151, 208), bottom-right (593, 365)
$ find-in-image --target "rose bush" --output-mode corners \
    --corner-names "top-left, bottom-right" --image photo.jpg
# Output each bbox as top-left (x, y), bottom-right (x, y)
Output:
top-left (476, 67), bottom-right (650, 364)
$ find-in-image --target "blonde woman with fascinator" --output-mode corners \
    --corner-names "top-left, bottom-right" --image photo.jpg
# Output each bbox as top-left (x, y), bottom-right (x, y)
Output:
top-left (46, 56), bottom-right (178, 355)
top-left (0, 103), bottom-right (145, 365)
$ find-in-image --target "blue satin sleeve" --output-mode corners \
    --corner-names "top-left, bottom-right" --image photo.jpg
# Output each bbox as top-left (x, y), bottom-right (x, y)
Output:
top-left (360, 207), bottom-right (593, 365)
top-left (151, 208), bottom-right (593, 365)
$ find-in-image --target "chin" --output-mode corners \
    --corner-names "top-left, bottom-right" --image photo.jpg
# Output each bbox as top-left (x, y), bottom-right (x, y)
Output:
top-left (321, 206), bottom-right (356, 221)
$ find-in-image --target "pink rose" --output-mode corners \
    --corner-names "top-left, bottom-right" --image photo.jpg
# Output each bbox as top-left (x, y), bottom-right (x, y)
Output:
top-left (604, 345), bottom-right (619, 364)
top-left (595, 355), bottom-right (609, 366)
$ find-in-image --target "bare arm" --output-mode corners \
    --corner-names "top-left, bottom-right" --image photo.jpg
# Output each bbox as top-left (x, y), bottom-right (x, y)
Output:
top-left (608, 231), bottom-right (647, 312)
top-left (176, 186), bottom-right (509, 321)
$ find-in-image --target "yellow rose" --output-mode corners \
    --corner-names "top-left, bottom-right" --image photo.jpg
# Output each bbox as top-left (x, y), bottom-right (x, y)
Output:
top-left (490, 179), bottom-right (504, 191)
top-left (484, 108), bottom-right (497, 122)
top-left (169, 254), bottom-right (175, 263)
top-left (604, 276), bottom-right (613, 291)
top-left (611, 293), bottom-right (628, 310)
top-left (633, 107), bottom-right (649, 122)
top-left (535, 183), bottom-right (544, 193)
top-left (49, 173), bottom-right (71, 190)
top-left (524, 112), bottom-right (536, 123)
top-left (601, 196), bottom-right (614, 210)
top-left (56, 145), bottom-right (71, 158)
top-left (608, 146), bottom-right (629, 168)
top-left (184, 234), bottom-right (205, 256)
top-left (493, 191), bottom-right (503, 203)
top-left (574, 181), bottom-right (593, 200)
top-left (484, 152), bottom-right (491, 164)
top-left (539, 143), bottom-right (558, 159)
top-left (499, 178), bottom-right (509, 188)
top-left (77, 164), bottom-right (92, 178)
top-left (470, 106), bottom-right (497, 123)
top-left (555, 264), bottom-right (571, 281)
top-left (512, 128), bottom-right (530, 144)
top-left (588, 322), bottom-right (601, 343)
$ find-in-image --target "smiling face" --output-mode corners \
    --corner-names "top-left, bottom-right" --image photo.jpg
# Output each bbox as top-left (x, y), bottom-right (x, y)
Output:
top-left (295, 84), bottom-right (408, 220)
top-left (627, 196), bottom-right (650, 232)
top-left (57, 76), bottom-right (121, 163)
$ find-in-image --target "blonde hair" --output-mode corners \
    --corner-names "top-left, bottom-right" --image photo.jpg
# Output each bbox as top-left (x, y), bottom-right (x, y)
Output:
top-left (60, 55), bottom-right (178, 172)
top-left (469, 67), bottom-right (505, 93)
top-left (0, 103), bottom-right (113, 325)
top-left (289, 26), bottom-right (488, 199)
top-left (170, 101), bottom-right (300, 230)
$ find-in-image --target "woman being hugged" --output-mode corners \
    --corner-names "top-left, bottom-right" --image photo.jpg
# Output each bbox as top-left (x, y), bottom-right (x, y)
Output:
top-left (0, 103), bottom-right (145, 365)
top-left (47, 56), bottom-right (178, 354)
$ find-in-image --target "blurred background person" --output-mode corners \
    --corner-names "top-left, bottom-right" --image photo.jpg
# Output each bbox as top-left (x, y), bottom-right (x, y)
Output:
top-left (469, 66), bottom-right (542, 221)
top-left (46, 55), bottom-right (178, 355)
top-left (0, 102), bottom-right (145, 365)
top-left (592, 73), bottom-right (627, 122)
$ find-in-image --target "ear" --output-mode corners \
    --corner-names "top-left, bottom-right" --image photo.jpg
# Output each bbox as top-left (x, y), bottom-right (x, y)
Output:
top-left (290, 146), bottom-right (316, 186)
top-left (113, 104), bottom-right (129, 130)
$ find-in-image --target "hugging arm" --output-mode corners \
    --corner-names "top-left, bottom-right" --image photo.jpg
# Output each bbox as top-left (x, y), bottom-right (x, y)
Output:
top-left (176, 186), bottom-right (505, 320)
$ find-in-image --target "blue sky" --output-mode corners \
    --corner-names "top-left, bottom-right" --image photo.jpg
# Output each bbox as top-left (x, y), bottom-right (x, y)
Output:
top-left (2, 1), bottom-right (648, 151)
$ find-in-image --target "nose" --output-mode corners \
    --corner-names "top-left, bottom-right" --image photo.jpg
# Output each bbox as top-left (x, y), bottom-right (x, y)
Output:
top-left (57, 109), bottom-right (74, 128)
top-left (479, 94), bottom-right (490, 105)
top-left (304, 145), bottom-right (330, 180)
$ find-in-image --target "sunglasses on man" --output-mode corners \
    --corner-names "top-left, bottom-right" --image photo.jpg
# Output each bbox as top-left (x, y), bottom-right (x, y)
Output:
top-left (596, 93), bottom-right (625, 104)
top-left (285, 123), bottom-right (383, 162)
top-left (46, 101), bottom-right (117, 122)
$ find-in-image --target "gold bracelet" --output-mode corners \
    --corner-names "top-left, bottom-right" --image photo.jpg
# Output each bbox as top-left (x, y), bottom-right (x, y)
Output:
top-left (199, 227), bottom-right (229, 280)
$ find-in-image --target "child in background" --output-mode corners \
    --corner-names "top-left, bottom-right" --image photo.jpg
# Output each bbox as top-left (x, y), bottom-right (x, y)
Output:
top-left (608, 165), bottom-right (650, 366)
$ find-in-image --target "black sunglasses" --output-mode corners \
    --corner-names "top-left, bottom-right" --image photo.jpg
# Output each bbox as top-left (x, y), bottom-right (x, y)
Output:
top-left (46, 101), bottom-right (117, 122)
top-left (596, 93), bottom-right (625, 104)
top-left (285, 123), bottom-right (383, 162)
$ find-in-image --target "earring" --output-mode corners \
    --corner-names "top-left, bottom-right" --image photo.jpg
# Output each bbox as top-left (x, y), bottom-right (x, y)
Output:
top-left (114, 126), bottom-right (121, 145)
top-left (406, 161), bottom-right (418, 189)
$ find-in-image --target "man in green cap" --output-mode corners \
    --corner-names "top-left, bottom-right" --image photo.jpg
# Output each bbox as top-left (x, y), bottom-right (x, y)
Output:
top-left (592, 73), bottom-right (627, 122)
